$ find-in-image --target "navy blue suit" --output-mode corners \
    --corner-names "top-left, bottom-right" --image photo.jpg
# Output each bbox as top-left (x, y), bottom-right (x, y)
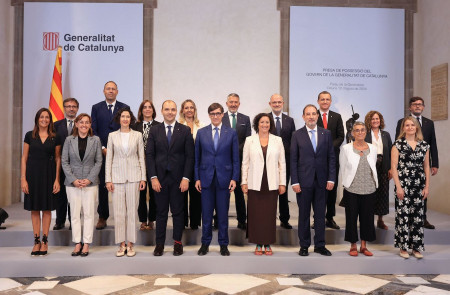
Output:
top-left (195, 124), bottom-right (240, 245)
top-left (54, 118), bottom-right (71, 225)
top-left (269, 113), bottom-right (296, 224)
top-left (147, 122), bottom-right (194, 245)
top-left (291, 126), bottom-right (335, 248)
top-left (222, 112), bottom-right (251, 224)
top-left (91, 100), bottom-right (129, 220)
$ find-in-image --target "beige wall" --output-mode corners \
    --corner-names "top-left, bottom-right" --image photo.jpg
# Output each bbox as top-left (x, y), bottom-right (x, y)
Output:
top-left (414, 0), bottom-right (450, 214)
top-left (0, 2), bottom-right (14, 207)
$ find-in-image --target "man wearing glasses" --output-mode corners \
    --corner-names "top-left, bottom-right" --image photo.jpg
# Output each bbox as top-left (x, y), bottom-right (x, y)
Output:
top-left (53, 98), bottom-right (79, 230)
top-left (195, 103), bottom-right (240, 256)
top-left (395, 96), bottom-right (439, 229)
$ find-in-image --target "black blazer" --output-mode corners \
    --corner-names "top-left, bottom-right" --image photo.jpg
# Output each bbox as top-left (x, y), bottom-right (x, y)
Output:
top-left (91, 100), bottom-right (129, 147)
top-left (54, 118), bottom-right (69, 139)
top-left (269, 113), bottom-right (296, 161)
top-left (222, 111), bottom-right (251, 161)
top-left (146, 122), bottom-right (195, 183)
top-left (395, 116), bottom-right (439, 168)
top-left (317, 110), bottom-right (345, 155)
top-left (365, 130), bottom-right (392, 173)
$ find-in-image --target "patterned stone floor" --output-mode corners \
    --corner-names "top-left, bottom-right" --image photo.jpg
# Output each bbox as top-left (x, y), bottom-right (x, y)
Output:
top-left (1, 274), bottom-right (450, 295)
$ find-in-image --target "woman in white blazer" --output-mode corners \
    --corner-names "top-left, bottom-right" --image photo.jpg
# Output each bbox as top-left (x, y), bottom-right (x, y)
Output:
top-left (179, 99), bottom-right (204, 229)
top-left (61, 113), bottom-right (102, 257)
top-left (105, 107), bottom-right (146, 257)
top-left (340, 121), bottom-right (378, 257)
top-left (241, 113), bottom-right (286, 255)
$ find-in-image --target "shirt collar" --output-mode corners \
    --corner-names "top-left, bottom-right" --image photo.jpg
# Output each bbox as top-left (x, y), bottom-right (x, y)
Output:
top-left (271, 112), bottom-right (282, 119)
top-left (306, 125), bottom-right (318, 132)
top-left (212, 123), bottom-right (222, 130)
top-left (105, 100), bottom-right (116, 107)
top-left (164, 121), bottom-right (175, 129)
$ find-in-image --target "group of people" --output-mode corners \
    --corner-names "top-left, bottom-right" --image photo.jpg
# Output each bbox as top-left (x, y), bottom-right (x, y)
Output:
top-left (21, 81), bottom-right (439, 260)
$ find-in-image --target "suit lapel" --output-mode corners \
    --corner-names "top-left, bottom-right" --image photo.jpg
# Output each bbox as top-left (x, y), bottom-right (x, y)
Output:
top-left (169, 122), bottom-right (181, 150)
top-left (70, 136), bottom-right (81, 162)
top-left (222, 112), bottom-right (231, 128)
top-left (62, 119), bottom-right (69, 138)
top-left (301, 127), bottom-right (315, 153)
top-left (82, 136), bottom-right (94, 163)
top-left (159, 124), bottom-right (169, 150)
top-left (217, 126), bottom-right (228, 152)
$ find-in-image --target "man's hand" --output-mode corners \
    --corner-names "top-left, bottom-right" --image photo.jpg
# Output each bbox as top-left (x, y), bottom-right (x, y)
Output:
top-left (102, 148), bottom-right (107, 157)
top-left (326, 181), bottom-right (334, 191)
top-left (151, 178), bottom-right (161, 193)
top-left (431, 167), bottom-right (439, 176)
top-left (179, 179), bottom-right (189, 192)
top-left (195, 180), bottom-right (202, 192)
top-left (292, 184), bottom-right (301, 193)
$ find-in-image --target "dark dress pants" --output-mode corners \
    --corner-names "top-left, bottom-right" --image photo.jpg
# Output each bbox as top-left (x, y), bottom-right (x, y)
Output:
top-left (97, 155), bottom-right (109, 220)
top-left (184, 180), bottom-right (202, 227)
top-left (278, 166), bottom-right (291, 224)
top-left (55, 172), bottom-right (71, 225)
top-left (234, 179), bottom-right (246, 224)
top-left (138, 182), bottom-right (156, 223)
top-left (344, 190), bottom-right (376, 243)
top-left (296, 178), bottom-right (326, 248)
top-left (201, 173), bottom-right (230, 246)
top-left (326, 157), bottom-right (339, 220)
top-left (154, 172), bottom-right (184, 245)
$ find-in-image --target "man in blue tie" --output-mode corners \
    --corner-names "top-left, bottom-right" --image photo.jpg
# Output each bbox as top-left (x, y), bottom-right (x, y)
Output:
top-left (91, 81), bottom-right (129, 230)
top-left (291, 104), bottom-right (335, 257)
top-left (195, 103), bottom-right (240, 256)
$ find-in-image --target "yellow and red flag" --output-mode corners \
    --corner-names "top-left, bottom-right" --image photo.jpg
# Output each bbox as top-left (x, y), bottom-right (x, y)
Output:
top-left (49, 46), bottom-right (64, 122)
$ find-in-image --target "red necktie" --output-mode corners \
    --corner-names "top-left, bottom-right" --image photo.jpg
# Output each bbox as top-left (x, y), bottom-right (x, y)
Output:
top-left (322, 113), bottom-right (328, 129)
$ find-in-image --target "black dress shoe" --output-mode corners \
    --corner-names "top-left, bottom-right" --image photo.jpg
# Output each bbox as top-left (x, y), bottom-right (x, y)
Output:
top-left (53, 223), bottom-right (65, 230)
top-left (237, 222), bottom-right (247, 230)
top-left (299, 247), bottom-right (309, 256)
top-left (190, 224), bottom-right (199, 230)
top-left (153, 244), bottom-right (164, 256)
top-left (173, 243), bottom-right (183, 256)
top-left (326, 219), bottom-right (340, 230)
top-left (198, 244), bottom-right (209, 256)
top-left (280, 222), bottom-right (293, 229)
top-left (314, 246), bottom-right (332, 256)
top-left (220, 245), bottom-right (230, 256)
top-left (424, 220), bottom-right (435, 229)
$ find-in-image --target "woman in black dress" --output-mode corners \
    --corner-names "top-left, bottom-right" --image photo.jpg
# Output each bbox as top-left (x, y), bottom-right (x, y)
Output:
top-left (21, 108), bottom-right (62, 256)
top-left (391, 116), bottom-right (430, 259)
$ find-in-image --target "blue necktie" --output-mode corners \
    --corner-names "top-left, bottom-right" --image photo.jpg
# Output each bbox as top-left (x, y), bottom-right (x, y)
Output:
top-left (167, 125), bottom-right (172, 144)
top-left (276, 117), bottom-right (281, 136)
top-left (214, 127), bottom-right (219, 151)
top-left (310, 130), bottom-right (316, 152)
top-left (108, 104), bottom-right (113, 115)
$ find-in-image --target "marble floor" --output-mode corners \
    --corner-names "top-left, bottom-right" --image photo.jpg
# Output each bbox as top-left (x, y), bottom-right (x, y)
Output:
top-left (1, 274), bottom-right (450, 295)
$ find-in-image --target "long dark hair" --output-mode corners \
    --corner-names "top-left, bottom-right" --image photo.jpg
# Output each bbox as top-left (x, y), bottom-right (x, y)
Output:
top-left (137, 99), bottom-right (156, 123)
top-left (32, 108), bottom-right (56, 139)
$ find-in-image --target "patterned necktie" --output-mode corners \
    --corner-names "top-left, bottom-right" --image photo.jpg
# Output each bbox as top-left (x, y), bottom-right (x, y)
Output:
top-left (276, 117), bottom-right (281, 136)
top-left (310, 130), bottom-right (316, 152)
top-left (167, 125), bottom-right (172, 144)
top-left (108, 104), bottom-right (113, 115)
top-left (68, 120), bottom-right (73, 135)
top-left (417, 116), bottom-right (422, 126)
top-left (214, 127), bottom-right (219, 151)
top-left (143, 122), bottom-right (151, 150)
top-left (231, 113), bottom-right (237, 129)
top-left (322, 113), bottom-right (328, 129)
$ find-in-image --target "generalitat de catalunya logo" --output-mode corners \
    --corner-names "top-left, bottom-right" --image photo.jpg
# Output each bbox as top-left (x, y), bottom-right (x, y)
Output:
top-left (43, 32), bottom-right (59, 51)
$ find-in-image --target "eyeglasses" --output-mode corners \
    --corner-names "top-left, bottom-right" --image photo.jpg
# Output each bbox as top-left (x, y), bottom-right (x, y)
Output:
top-left (411, 103), bottom-right (424, 107)
top-left (353, 129), bottom-right (366, 134)
top-left (209, 112), bottom-right (223, 117)
top-left (64, 105), bottom-right (78, 109)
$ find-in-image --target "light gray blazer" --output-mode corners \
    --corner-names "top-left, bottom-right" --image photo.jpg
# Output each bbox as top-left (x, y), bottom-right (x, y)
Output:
top-left (105, 129), bottom-right (146, 184)
top-left (61, 135), bottom-right (103, 187)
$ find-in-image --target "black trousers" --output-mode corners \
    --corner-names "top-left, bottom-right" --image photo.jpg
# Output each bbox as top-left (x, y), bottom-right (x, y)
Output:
top-left (344, 189), bottom-right (376, 243)
top-left (278, 167), bottom-right (290, 223)
top-left (184, 180), bottom-right (202, 227)
top-left (97, 155), bottom-right (109, 220)
top-left (137, 180), bottom-right (156, 223)
top-left (326, 158), bottom-right (339, 220)
top-left (233, 179), bottom-right (246, 224)
top-left (154, 172), bottom-right (184, 245)
top-left (55, 172), bottom-right (71, 225)
top-left (296, 178), bottom-right (326, 248)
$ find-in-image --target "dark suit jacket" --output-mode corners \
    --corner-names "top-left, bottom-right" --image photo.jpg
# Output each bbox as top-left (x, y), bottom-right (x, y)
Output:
top-left (317, 110), bottom-right (345, 155)
top-left (91, 100), bottom-right (129, 147)
top-left (269, 113), bottom-right (296, 172)
top-left (290, 126), bottom-right (336, 188)
top-left (195, 124), bottom-right (240, 189)
top-left (365, 130), bottom-right (392, 173)
top-left (146, 122), bottom-right (195, 183)
top-left (54, 118), bottom-right (71, 181)
top-left (395, 115), bottom-right (439, 168)
top-left (222, 111), bottom-right (251, 161)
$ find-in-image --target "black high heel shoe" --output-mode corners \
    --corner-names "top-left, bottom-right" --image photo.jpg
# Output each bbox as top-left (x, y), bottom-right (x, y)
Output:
top-left (71, 243), bottom-right (83, 256)
top-left (31, 235), bottom-right (40, 256)
top-left (39, 234), bottom-right (48, 256)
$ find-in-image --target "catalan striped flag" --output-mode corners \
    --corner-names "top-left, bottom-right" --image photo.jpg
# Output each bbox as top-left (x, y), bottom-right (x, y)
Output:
top-left (49, 46), bottom-right (64, 122)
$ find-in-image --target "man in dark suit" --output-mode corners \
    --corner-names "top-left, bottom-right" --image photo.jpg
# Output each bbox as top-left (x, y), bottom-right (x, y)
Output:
top-left (147, 100), bottom-right (194, 256)
top-left (91, 81), bottom-right (129, 230)
top-left (53, 97), bottom-right (79, 230)
top-left (221, 93), bottom-right (251, 230)
top-left (268, 94), bottom-right (296, 229)
top-left (316, 91), bottom-right (345, 230)
top-left (195, 103), bottom-right (240, 256)
top-left (291, 104), bottom-right (335, 257)
top-left (395, 96), bottom-right (439, 229)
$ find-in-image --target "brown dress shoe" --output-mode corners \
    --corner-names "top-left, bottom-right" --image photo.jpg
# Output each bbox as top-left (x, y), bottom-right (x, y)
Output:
top-left (153, 244), bottom-right (164, 256)
top-left (96, 218), bottom-right (107, 230)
